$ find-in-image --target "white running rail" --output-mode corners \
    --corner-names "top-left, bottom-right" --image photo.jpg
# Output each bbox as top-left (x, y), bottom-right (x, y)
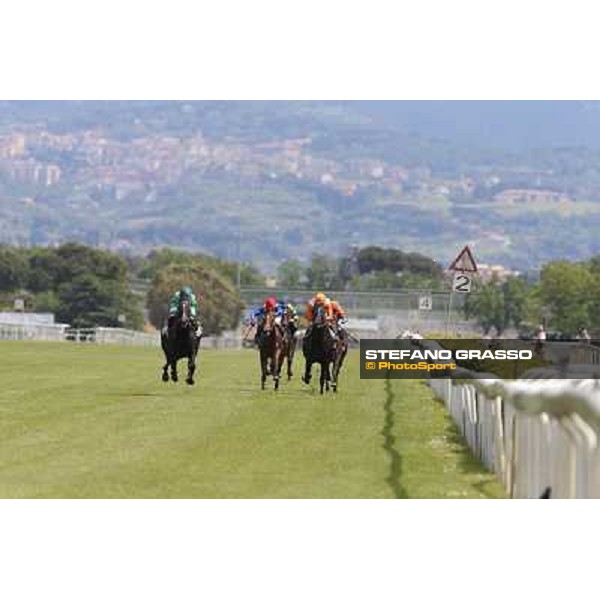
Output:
top-left (429, 344), bottom-right (600, 498)
top-left (0, 322), bottom-right (69, 342)
top-left (0, 322), bottom-right (243, 349)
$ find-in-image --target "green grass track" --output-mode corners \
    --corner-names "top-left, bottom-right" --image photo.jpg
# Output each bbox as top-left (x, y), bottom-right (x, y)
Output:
top-left (0, 341), bottom-right (506, 498)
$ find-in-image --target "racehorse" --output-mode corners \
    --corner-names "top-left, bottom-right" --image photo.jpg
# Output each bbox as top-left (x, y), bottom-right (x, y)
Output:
top-left (256, 310), bottom-right (287, 390)
top-left (330, 321), bottom-right (349, 393)
top-left (161, 296), bottom-right (200, 385)
top-left (281, 309), bottom-right (297, 380)
top-left (302, 305), bottom-right (336, 394)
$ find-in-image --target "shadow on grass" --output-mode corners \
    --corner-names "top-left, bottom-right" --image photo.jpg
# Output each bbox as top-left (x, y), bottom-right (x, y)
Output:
top-left (382, 375), bottom-right (408, 499)
top-left (439, 407), bottom-right (506, 498)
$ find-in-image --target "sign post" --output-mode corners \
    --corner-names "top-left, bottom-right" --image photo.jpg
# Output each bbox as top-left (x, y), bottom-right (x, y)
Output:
top-left (446, 245), bottom-right (478, 336)
top-left (418, 295), bottom-right (433, 311)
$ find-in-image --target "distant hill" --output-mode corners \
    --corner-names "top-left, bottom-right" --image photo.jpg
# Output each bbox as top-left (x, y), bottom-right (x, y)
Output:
top-left (0, 101), bottom-right (599, 272)
top-left (352, 100), bottom-right (600, 151)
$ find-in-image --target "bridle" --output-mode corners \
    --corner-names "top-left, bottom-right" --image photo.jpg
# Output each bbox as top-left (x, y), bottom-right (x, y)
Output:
top-left (178, 298), bottom-right (192, 329)
top-left (313, 305), bottom-right (327, 328)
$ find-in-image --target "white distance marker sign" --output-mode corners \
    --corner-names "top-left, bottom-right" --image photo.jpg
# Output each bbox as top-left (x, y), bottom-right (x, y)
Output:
top-left (418, 295), bottom-right (433, 310)
top-left (452, 272), bottom-right (472, 293)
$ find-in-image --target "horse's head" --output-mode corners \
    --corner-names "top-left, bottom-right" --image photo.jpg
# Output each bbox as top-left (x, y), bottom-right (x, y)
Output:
top-left (262, 310), bottom-right (275, 333)
top-left (313, 305), bottom-right (327, 328)
top-left (178, 298), bottom-right (192, 328)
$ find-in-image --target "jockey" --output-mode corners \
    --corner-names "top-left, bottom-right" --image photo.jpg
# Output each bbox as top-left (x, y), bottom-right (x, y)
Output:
top-left (329, 299), bottom-right (348, 331)
top-left (249, 296), bottom-right (282, 344)
top-left (304, 292), bottom-right (334, 340)
top-left (305, 292), bottom-right (332, 322)
top-left (282, 301), bottom-right (299, 337)
top-left (249, 296), bottom-right (284, 323)
top-left (168, 285), bottom-right (202, 337)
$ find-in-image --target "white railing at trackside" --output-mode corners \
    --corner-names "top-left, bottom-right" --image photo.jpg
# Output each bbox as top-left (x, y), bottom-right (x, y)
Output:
top-left (0, 322), bottom-right (244, 349)
top-left (93, 327), bottom-right (160, 347)
top-left (0, 322), bottom-right (69, 342)
top-left (428, 342), bottom-right (600, 498)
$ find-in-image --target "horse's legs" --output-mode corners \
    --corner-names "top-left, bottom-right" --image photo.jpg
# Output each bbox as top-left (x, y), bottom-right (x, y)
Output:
top-left (333, 347), bottom-right (347, 393)
top-left (332, 360), bottom-right (339, 392)
top-left (285, 333), bottom-right (296, 381)
top-left (260, 351), bottom-right (267, 390)
top-left (272, 351), bottom-right (279, 390)
top-left (302, 359), bottom-right (312, 384)
top-left (332, 353), bottom-right (341, 393)
top-left (287, 338), bottom-right (295, 380)
top-left (273, 345), bottom-right (286, 390)
top-left (186, 354), bottom-right (196, 385)
top-left (319, 362), bottom-right (326, 394)
top-left (321, 361), bottom-right (333, 394)
top-left (161, 334), bottom-right (170, 382)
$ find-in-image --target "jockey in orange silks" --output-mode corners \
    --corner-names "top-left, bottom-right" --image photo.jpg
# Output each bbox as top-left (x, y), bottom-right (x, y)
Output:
top-left (304, 292), bottom-right (336, 342)
top-left (305, 292), bottom-right (332, 322)
top-left (329, 299), bottom-right (346, 322)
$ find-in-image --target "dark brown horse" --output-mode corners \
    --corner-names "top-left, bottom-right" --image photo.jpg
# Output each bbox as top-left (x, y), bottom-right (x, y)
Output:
top-left (302, 306), bottom-right (336, 394)
top-left (281, 309), bottom-right (297, 380)
top-left (161, 298), bottom-right (200, 385)
top-left (257, 311), bottom-right (288, 390)
top-left (331, 321), bottom-right (349, 393)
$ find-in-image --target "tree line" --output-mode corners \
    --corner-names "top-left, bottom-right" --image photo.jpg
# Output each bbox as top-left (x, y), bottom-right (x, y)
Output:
top-left (0, 244), bottom-right (253, 334)
top-left (464, 259), bottom-right (600, 337)
top-left (3, 241), bottom-right (597, 337)
top-left (0, 242), bottom-right (446, 333)
top-left (277, 246), bottom-right (444, 291)
top-left (0, 243), bottom-right (143, 329)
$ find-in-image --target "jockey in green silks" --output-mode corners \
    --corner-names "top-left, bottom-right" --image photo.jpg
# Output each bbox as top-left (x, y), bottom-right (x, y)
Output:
top-left (168, 286), bottom-right (202, 337)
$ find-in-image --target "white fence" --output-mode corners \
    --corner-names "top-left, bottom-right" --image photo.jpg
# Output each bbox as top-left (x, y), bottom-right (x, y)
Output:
top-left (0, 323), bottom-right (69, 342)
top-left (93, 328), bottom-right (160, 347)
top-left (429, 342), bottom-right (600, 498)
top-left (0, 322), bottom-right (244, 349)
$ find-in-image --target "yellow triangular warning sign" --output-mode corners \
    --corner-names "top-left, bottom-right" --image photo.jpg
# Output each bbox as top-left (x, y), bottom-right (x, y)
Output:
top-left (449, 245), bottom-right (478, 273)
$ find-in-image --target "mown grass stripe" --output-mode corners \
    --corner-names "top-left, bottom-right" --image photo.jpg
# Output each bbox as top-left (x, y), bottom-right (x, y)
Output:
top-left (0, 341), bottom-right (505, 498)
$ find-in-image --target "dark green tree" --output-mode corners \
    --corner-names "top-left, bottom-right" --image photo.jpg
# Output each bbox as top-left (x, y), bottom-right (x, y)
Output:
top-left (147, 263), bottom-right (243, 335)
top-left (0, 245), bottom-right (29, 291)
top-left (56, 274), bottom-right (123, 328)
top-left (305, 254), bottom-right (335, 290)
top-left (501, 276), bottom-right (529, 330)
top-left (468, 278), bottom-right (506, 334)
top-left (537, 261), bottom-right (594, 333)
top-left (277, 258), bottom-right (305, 289)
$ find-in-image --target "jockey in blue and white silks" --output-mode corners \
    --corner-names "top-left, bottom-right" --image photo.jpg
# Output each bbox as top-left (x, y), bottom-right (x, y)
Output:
top-left (247, 297), bottom-right (298, 343)
top-left (249, 298), bottom-right (289, 323)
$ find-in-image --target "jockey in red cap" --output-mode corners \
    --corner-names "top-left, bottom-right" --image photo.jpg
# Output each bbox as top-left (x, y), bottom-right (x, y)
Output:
top-left (264, 296), bottom-right (277, 312)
